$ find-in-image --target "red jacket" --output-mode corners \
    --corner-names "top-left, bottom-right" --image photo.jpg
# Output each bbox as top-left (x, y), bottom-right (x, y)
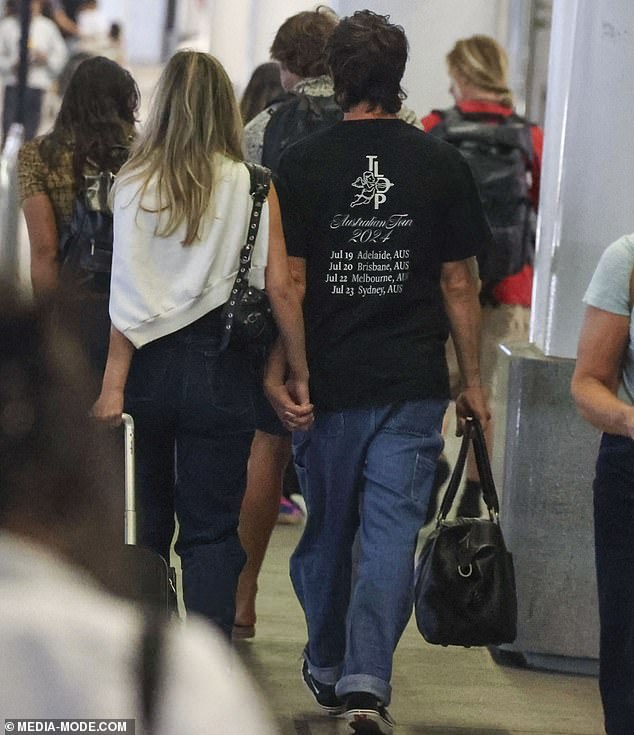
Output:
top-left (422, 101), bottom-right (544, 306)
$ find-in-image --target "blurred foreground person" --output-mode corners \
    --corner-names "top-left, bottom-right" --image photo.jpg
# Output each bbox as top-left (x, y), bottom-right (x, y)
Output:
top-left (92, 50), bottom-right (309, 639)
top-left (0, 287), bottom-right (280, 734)
top-left (268, 11), bottom-right (491, 734)
top-left (571, 234), bottom-right (634, 735)
top-left (18, 55), bottom-right (138, 385)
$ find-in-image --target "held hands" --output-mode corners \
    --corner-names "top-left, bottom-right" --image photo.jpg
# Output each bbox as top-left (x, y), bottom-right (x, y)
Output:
top-left (455, 385), bottom-right (491, 436)
top-left (91, 388), bottom-right (124, 428)
top-left (265, 372), bottom-right (314, 432)
top-left (624, 406), bottom-right (634, 441)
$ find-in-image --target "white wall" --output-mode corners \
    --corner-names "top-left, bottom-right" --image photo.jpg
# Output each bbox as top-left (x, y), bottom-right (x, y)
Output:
top-left (213, 0), bottom-right (327, 98)
top-left (98, 0), bottom-right (127, 26)
top-left (97, 0), bottom-right (511, 108)
top-left (532, 0), bottom-right (634, 358)
top-left (230, 0), bottom-right (511, 112)
top-left (334, 0), bottom-right (509, 118)
top-left (99, 0), bottom-right (168, 64)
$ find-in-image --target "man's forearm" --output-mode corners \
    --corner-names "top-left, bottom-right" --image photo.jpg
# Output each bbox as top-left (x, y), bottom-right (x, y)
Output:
top-left (441, 258), bottom-right (490, 430)
top-left (449, 314), bottom-right (481, 388)
top-left (444, 285), bottom-right (482, 388)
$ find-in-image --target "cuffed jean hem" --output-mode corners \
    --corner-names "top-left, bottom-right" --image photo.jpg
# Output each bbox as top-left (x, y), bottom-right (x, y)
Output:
top-left (305, 647), bottom-right (342, 686)
top-left (336, 674), bottom-right (392, 706)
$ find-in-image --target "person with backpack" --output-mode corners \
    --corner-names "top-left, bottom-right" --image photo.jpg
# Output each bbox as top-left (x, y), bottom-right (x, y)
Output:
top-left (243, 6), bottom-right (422, 167)
top-left (422, 34), bottom-right (543, 517)
top-left (18, 55), bottom-right (138, 386)
top-left (243, 7), bottom-right (341, 168)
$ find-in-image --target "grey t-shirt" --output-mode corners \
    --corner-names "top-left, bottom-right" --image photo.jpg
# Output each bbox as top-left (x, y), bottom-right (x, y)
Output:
top-left (583, 233), bottom-right (634, 404)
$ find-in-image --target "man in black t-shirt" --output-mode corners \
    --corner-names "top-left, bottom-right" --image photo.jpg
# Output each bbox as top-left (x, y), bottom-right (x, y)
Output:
top-left (267, 12), bottom-right (491, 734)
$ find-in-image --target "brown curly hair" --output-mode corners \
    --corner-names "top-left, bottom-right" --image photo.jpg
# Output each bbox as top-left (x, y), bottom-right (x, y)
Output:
top-left (270, 6), bottom-right (338, 78)
top-left (326, 10), bottom-right (407, 114)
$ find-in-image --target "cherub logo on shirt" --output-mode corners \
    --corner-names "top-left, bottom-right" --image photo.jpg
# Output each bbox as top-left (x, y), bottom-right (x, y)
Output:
top-left (351, 156), bottom-right (394, 210)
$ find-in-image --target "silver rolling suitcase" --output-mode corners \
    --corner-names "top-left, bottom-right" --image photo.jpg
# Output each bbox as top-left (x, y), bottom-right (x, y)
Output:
top-left (121, 413), bottom-right (178, 615)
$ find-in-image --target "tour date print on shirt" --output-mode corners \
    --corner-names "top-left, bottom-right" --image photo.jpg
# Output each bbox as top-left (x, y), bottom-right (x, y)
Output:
top-left (327, 155), bottom-right (413, 298)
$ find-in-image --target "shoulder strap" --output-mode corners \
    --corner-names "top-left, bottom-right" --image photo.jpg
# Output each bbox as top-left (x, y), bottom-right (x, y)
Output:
top-left (219, 162), bottom-right (272, 350)
top-left (245, 160), bottom-right (272, 201)
top-left (436, 106), bottom-right (508, 125)
top-left (261, 94), bottom-right (302, 169)
top-left (438, 107), bottom-right (463, 125)
top-left (428, 107), bottom-right (460, 132)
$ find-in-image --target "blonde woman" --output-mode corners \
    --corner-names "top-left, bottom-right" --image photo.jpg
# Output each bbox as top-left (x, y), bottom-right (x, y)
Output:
top-left (92, 50), bottom-right (312, 637)
top-left (422, 35), bottom-right (543, 518)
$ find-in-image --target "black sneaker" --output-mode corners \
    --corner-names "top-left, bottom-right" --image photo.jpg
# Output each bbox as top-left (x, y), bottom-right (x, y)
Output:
top-left (342, 692), bottom-right (394, 735)
top-left (300, 658), bottom-right (345, 715)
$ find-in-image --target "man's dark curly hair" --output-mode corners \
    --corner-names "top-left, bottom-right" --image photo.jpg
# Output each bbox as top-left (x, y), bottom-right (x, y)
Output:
top-left (270, 6), bottom-right (338, 79)
top-left (40, 56), bottom-right (139, 185)
top-left (326, 10), bottom-right (408, 114)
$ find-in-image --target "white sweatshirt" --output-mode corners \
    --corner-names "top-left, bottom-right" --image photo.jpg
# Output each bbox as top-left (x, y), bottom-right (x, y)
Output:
top-left (110, 155), bottom-right (270, 348)
top-left (0, 14), bottom-right (68, 91)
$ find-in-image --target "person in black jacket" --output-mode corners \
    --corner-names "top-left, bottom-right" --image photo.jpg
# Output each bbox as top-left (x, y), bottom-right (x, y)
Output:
top-left (422, 35), bottom-right (543, 519)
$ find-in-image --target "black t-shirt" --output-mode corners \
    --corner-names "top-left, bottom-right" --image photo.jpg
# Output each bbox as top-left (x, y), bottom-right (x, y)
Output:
top-left (275, 118), bottom-right (493, 411)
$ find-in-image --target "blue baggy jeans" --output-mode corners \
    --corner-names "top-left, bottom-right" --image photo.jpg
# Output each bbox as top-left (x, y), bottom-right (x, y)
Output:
top-left (290, 399), bottom-right (447, 705)
top-left (124, 327), bottom-right (256, 636)
top-left (593, 433), bottom-right (634, 734)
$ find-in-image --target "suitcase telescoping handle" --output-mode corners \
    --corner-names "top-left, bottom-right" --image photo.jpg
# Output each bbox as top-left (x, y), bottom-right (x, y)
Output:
top-left (122, 413), bottom-right (136, 545)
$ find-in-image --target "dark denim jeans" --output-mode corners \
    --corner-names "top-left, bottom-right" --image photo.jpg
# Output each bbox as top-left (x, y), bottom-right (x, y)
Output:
top-left (125, 327), bottom-right (256, 637)
top-left (290, 399), bottom-right (447, 705)
top-left (593, 433), bottom-right (634, 734)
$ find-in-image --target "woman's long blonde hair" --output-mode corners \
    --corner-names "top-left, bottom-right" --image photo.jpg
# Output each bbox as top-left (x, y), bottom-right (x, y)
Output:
top-left (119, 50), bottom-right (243, 245)
top-left (447, 35), bottom-right (513, 108)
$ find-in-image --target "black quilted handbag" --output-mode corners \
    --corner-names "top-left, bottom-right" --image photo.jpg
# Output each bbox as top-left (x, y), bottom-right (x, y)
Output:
top-left (414, 417), bottom-right (517, 647)
top-left (220, 162), bottom-right (277, 350)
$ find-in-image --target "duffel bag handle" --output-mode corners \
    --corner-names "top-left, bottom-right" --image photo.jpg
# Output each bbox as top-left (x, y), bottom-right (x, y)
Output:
top-left (436, 416), bottom-right (500, 522)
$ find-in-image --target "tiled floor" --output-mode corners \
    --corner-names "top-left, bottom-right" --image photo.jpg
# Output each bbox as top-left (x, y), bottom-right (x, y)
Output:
top-left (235, 523), bottom-right (604, 735)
